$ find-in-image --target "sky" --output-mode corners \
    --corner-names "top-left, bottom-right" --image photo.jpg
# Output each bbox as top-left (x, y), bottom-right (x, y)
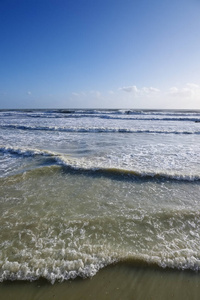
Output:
top-left (1, 0), bottom-right (200, 109)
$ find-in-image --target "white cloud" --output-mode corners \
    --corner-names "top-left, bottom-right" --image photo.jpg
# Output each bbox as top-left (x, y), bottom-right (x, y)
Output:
top-left (71, 91), bottom-right (87, 97)
top-left (69, 83), bottom-right (200, 109)
top-left (72, 90), bottom-right (101, 98)
top-left (141, 87), bottom-right (160, 94)
top-left (90, 90), bottom-right (101, 97)
top-left (168, 83), bottom-right (200, 98)
top-left (169, 87), bottom-right (192, 97)
top-left (27, 91), bottom-right (32, 96)
top-left (120, 85), bottom-right (160, 96)
top-left (186, 83), bottom-right (200, 89)
top-left (120, 85), bottom-right (138, 93)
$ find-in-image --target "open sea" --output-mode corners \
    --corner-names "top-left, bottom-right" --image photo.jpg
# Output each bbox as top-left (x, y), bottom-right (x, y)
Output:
top-left (1, 108), bottom-right (200, 299)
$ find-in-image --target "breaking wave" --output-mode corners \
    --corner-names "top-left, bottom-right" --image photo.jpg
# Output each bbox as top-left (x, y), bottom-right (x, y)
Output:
top-left (1, 124), bottom-right (200, 135)
top-left (1, 251), bottom-right (200, 283)
top-left (1, 145), bottom-right (200, 181)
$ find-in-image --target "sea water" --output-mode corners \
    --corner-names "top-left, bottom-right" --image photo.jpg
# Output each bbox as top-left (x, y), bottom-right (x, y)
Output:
top-left (0, 109), bottom-right (200, 284)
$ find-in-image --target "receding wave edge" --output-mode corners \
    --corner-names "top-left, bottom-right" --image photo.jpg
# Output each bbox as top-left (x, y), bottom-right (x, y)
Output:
top-left (1, 252), bottom-right (200, 284)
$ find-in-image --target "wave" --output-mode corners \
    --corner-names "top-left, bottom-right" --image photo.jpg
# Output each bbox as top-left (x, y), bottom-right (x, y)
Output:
top-left (1, 124), bottom-right (200, 135)
top-left (1, 109), bottom-right (200, 121)
top-left (24, 112), bottom-right (200, 122)
top-left (0, 145), bottom-right (57, 157)
top-left (58, 115), bottom-right (200, 122)
top-left (1, 146), bottom-right (200, 182)
top-left (0, 253), bottom-right (115, 283)
top-left (121, 251), bottom-right (200, 272)
top-left (1, 248), bottom-right (200, 283)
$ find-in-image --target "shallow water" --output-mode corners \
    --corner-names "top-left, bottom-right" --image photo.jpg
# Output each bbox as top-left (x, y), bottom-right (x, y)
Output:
top-left (1, 109), bottom-right (200, 287)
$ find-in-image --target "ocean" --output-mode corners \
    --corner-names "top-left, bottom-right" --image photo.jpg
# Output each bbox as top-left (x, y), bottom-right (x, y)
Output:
top-left (1, 109), bottom-right (200, 299)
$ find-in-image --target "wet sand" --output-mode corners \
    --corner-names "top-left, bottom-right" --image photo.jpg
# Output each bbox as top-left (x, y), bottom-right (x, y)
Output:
top-left (1, 262), bottom-right (200, 300)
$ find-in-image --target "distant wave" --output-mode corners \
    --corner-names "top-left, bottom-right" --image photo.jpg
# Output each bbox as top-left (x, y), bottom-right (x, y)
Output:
top-left (1, 124), bottom-right (200, 134)
top-left (1, 108), bottom-right (200, 115)
top-left (1, 146), bottom-right (200, 182)
top-left (24, 113), bottom-right (200, 122)
top-left (1, 109), bottom-right (200, 122)
top-left (0, 146), bottom-right (56, 157)
top-left (61, 115), bottom-right (200, 122)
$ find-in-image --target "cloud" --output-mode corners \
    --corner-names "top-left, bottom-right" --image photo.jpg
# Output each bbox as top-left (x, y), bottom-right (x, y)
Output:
top-left (141, 87), bottom-right (160, 94)
top-left (120, 85), bottom-right (138, 93)
top-left (108, 90), bottom-right (115, 95)
top-left (120, 85), bottom-right (160, 96)
top-left (168, 83), bottom-right (200, 98)
top-left (89, 90), bottom-right (101, 97)
top-left (186, 83), bottom-right (200, 89)
top-left (72, 90), bottom-right (101, 98)
top-left (69, 82), bottom-right (200, 109)
top-left (169, 87), bottom-right (193, 97)
top-left (27, 91), bottom-right (32, 96)
top-left (72, 92), bottom-right (79, 96)
top-left (71, 91), bottom-right (87, 97)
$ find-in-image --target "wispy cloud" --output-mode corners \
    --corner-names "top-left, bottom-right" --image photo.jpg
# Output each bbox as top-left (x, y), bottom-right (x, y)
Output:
top-left (108, 90), bottom-right (115, 95)
top-left (120, 85), bottom-right (160, 96)
top-left (72, 90), bottom-right (101, 98)
top-left (72, 92), bottom-right (79, 96)
top-left (69, 83), bottom-right (200, 109)
top-left (142, 87), bottom-right (160, 93)
top-left (120, 85), bottom-right (138, 93)
top-left (168, 83), bottom-right (200, 98)
top-left (89, 90), bottom-right (101, 97)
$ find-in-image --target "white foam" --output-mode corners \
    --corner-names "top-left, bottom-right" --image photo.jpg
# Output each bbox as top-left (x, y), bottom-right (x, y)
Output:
top-left (0, 255), bottom-right (116, 284)
top-left (0, 145), bottom-right (60, 158)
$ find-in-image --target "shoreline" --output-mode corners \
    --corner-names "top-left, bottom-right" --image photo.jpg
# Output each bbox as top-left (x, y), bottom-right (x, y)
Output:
top-left (1, 262), bottom-right (200, 300)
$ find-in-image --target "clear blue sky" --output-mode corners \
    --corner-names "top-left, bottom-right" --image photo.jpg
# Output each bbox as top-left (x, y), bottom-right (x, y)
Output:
top-left (1, 0), bottom-right (200, 109)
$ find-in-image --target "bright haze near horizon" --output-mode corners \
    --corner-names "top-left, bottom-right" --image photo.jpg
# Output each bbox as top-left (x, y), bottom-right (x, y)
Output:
top-left (1, 0), bottom-right (200, 109)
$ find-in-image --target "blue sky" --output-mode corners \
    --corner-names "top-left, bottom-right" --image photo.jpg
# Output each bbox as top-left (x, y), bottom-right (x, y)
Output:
top-left (1, 0), bottom-right (200, 109)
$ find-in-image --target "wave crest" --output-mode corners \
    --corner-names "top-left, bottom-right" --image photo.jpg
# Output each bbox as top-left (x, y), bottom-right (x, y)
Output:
top-left (1, 124), bottom-right (200, 135)
top-left (1, 145), bottom-right (200, 182)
